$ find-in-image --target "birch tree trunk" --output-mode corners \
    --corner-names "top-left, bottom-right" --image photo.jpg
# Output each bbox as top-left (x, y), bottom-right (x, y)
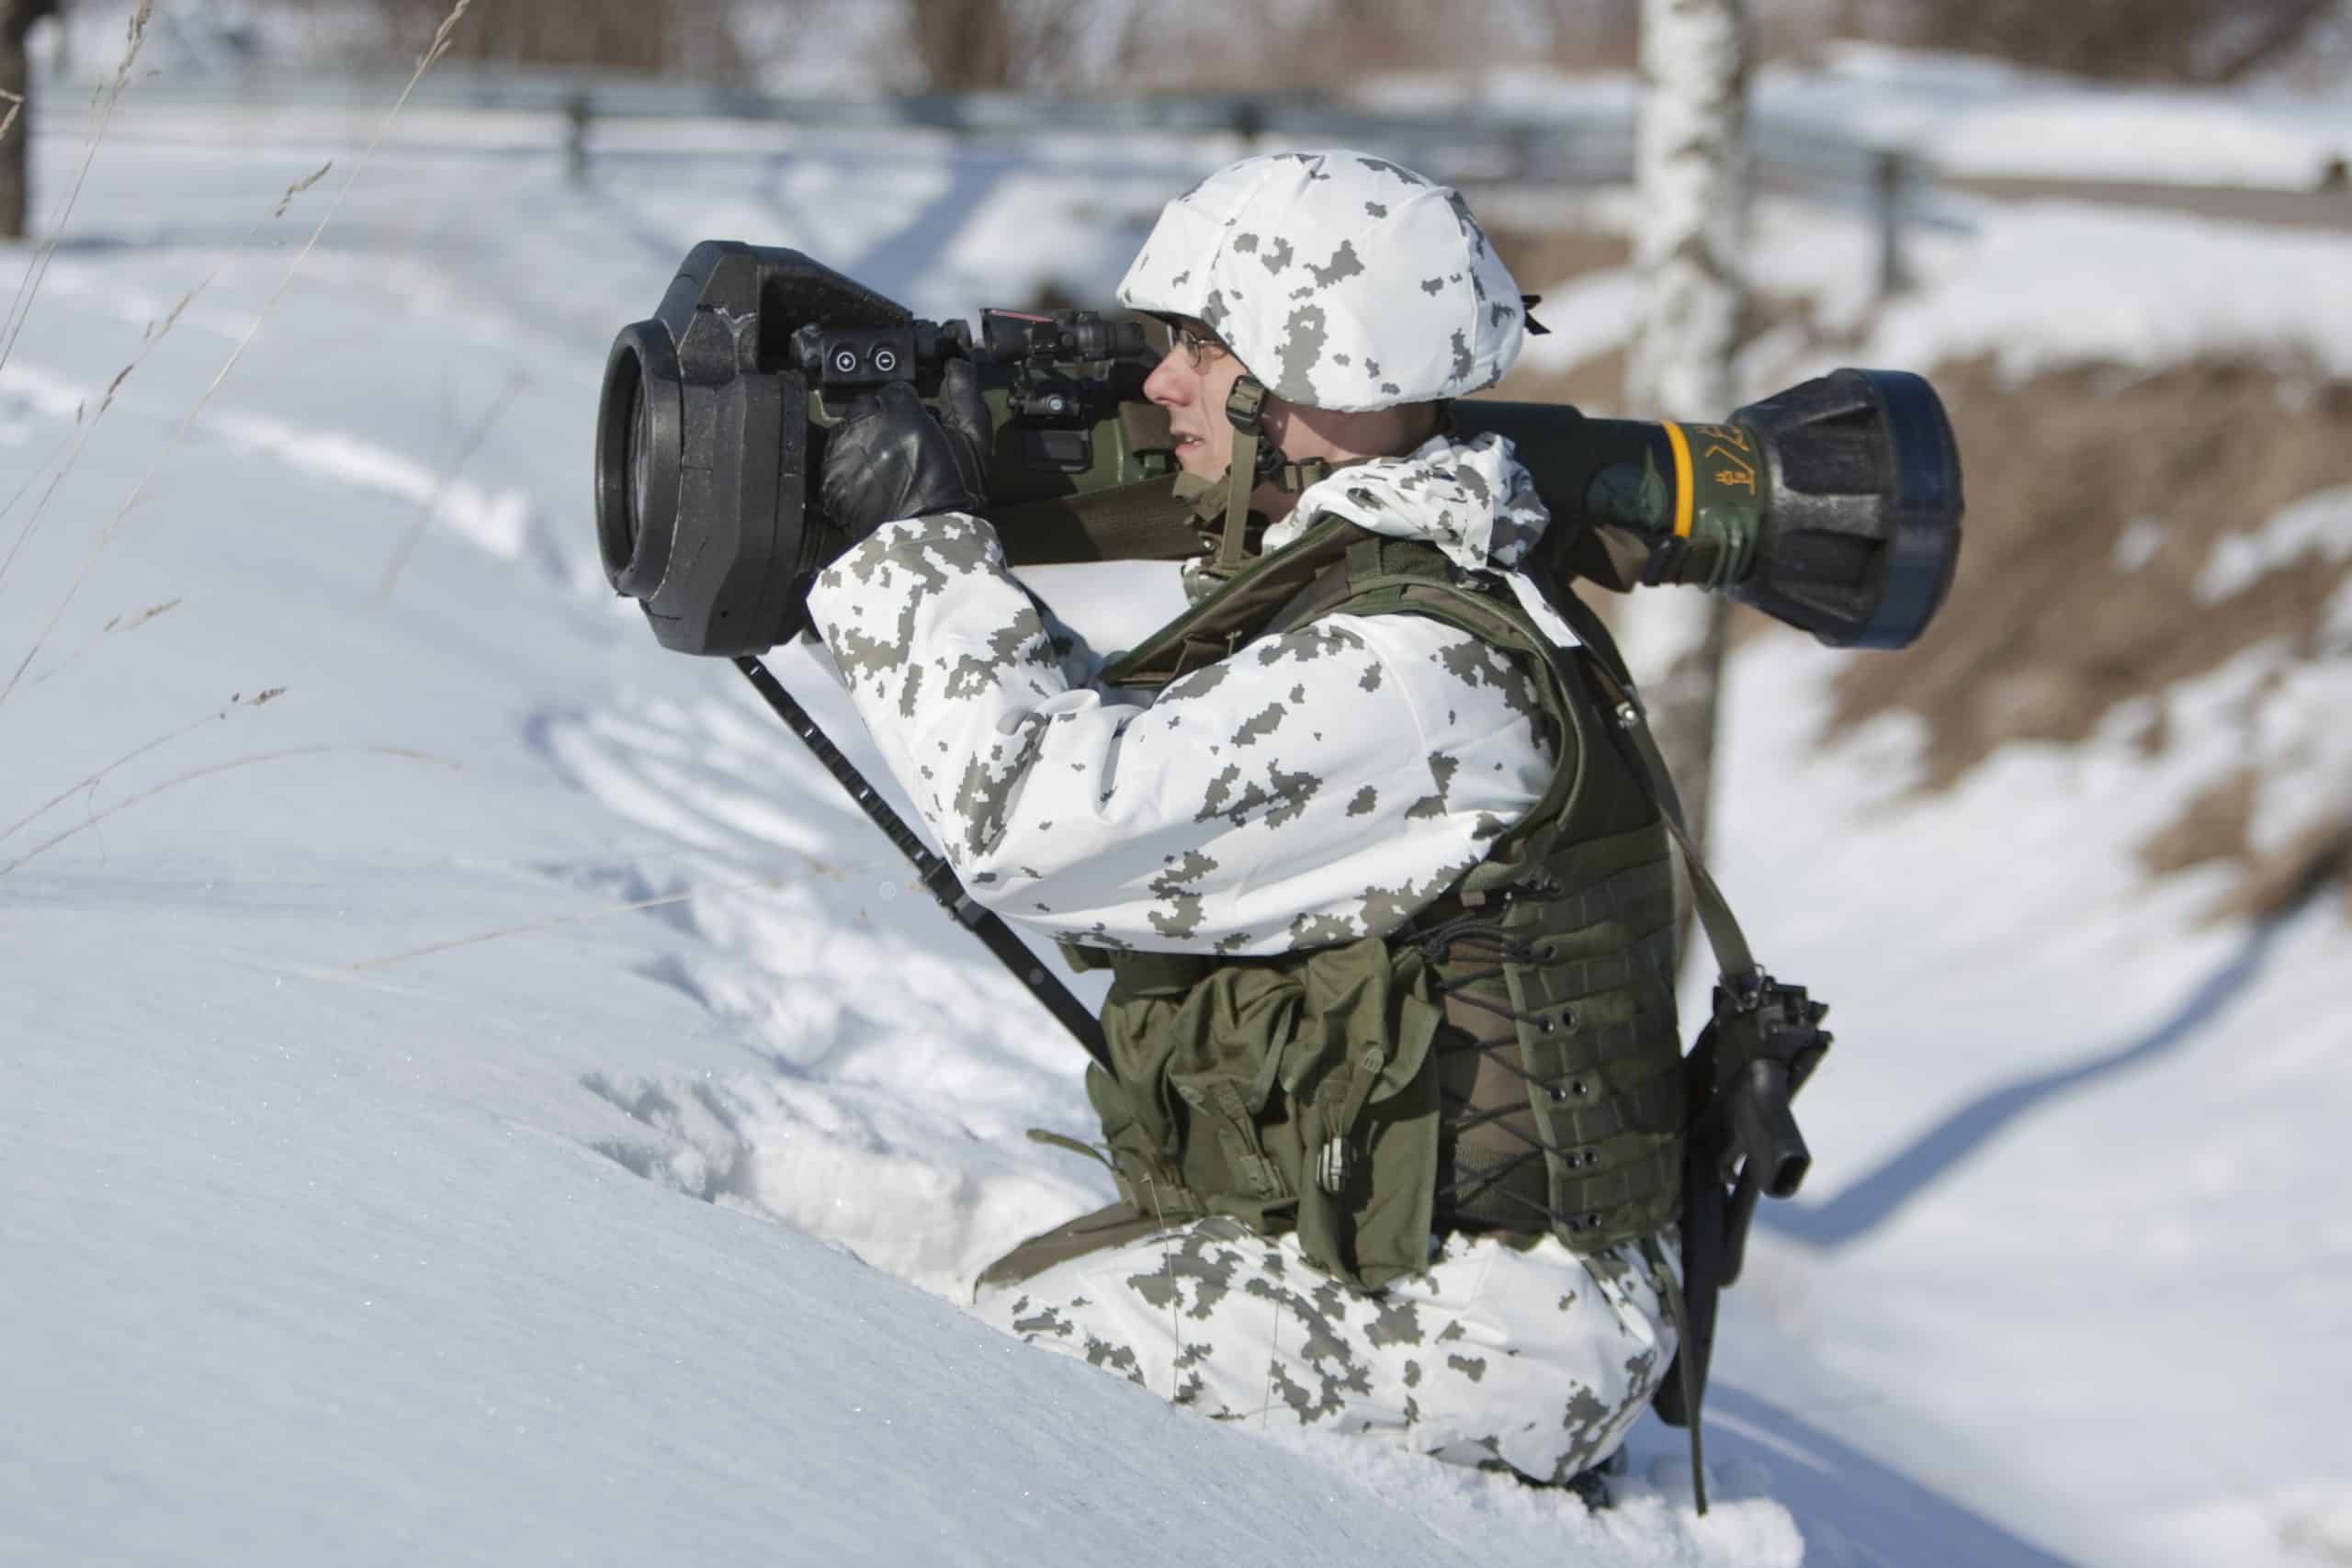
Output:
top-left (1623, 0), bottom-right (1750, 960)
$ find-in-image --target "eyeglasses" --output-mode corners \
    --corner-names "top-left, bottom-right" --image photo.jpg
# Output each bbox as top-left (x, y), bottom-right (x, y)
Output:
top-left (1164, 320), bottom-right (1230, 372)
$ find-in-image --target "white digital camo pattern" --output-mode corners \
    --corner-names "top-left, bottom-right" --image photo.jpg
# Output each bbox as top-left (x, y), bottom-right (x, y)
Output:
top-left (804, 438), bottom-right (1565, 956)
top-left (1281, 427), bottom-right (1585, 650)
top-left (974, 1216), bottom-right (1675, 1484)
top-left (1116, 151), bottom-right (1526, 412)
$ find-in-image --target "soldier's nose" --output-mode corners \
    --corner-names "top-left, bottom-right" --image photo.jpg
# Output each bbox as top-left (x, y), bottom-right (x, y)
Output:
top-left (1143, 353), bottom-right (1190, 407)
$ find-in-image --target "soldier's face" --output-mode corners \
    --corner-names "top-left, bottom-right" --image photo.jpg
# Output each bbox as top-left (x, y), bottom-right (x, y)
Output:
top-left (1143, 318), bottom-right (1250, 479)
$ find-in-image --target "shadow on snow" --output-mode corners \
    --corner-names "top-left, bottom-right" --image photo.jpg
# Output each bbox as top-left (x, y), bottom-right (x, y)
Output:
top-left (1645, 1384), bottom-right (2080, 1567)
top-left (1762, 857), bottom-right (2340, 1249)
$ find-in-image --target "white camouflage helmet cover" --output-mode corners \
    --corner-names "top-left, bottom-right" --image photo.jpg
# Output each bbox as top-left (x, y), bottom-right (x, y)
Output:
top-left (1118, 150), bottom-right (1526, 413)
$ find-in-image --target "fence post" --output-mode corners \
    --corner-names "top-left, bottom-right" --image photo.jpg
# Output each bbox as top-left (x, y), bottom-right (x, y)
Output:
top-left (1228, 96), bottom-right (1264, 149)
top-left (1873, 148), bottom-right (1909, 303)
top-left (566, 88), bottom-right (592, 186)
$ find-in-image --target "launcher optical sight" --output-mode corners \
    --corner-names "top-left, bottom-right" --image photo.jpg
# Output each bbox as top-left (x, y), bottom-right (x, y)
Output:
top-left (596, 241), bottom-right (1962, 656)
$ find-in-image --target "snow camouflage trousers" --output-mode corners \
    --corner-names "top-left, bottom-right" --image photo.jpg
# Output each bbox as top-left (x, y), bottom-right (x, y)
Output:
top-left (973, 1214), bottom-right (1676, 1483)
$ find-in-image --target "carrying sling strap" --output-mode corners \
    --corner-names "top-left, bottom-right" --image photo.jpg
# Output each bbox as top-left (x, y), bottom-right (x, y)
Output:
top-left (1217, 379), bottom-right (1267, 576)
top-left (1521, 590), bottom-right (1724, 1514)
top-left (1546, 592), bottom-right (1756, 980)
top-left (1198, 377), bottom-right (1347, 586)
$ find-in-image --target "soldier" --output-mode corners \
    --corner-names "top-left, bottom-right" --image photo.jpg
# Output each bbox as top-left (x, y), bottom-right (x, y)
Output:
top-left (804, 151), bottom-right (1688, 1490)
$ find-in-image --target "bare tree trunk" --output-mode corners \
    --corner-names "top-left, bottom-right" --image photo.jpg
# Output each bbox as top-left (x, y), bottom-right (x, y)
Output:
top-left (368, 0), bottom-right (743, 81)
top-left (910, 0), bottom-right (1015, 90)
top-left (0, 1), bottom-right (37, 242)
top-left (900, 0), bottom-right (1122, 92)
top-left (1623, 0), bottom-right (1750, 964)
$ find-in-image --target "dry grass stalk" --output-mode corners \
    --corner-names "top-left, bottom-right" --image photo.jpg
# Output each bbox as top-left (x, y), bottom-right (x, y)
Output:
top-left (424, 0), bottom-right (478, 72)
top-left (0, 0), bottom-right (153, 380)
top-left (0, 743), bottom-right (458, 878)
top-left (0, 161), bottom-right (332, 604)
top-left (374, 367), bottom-right (529, 604)
top-left (340, 872), bottom-right (799, 974)
top-left (107, 598), bottom-right (183, 634)
top-left (25, 594), bottom-right (188, 694)
top-left (0, 683), bottom-right (278, 849)
top-left (271, 163), bottom-right (331, 220)
top-left (2, 0), bottom-right (477, 707)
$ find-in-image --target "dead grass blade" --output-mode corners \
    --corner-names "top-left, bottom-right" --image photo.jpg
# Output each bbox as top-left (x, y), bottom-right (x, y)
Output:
top-left (0, 682), bottom-right (276, 848)
top-left (0, 0), bottom-right (153, 380)
top-left (0, 743), bottom-right (459, 878)
top-left (0, 161), bottom-right (332, 604)
top-left (2, 0), bottom-right (477, 706)
top-left (22, 596), bottom-right (185, 693)
top-left (373, 367), bottom-right (528, 604)
top-left (339, 872), bottom-right (797, 974)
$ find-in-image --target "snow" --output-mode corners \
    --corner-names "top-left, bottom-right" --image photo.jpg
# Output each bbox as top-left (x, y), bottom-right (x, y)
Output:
top-left (6, 54), bottom-right (2352, 1568)
top-left (1515, 266), bottom-right (1642, 380)
top-left (1361, 43), bottom-right (2352, 192)
top-left (1854, 204), bottom-right (2352, 383)
top-left (204, 405), bottom-right (535, 563)
top-left (2198, 484), bottom-right (2352, 602)
top-left (1759, 44), bottom-right (2352, 188)
top-left (1510, 186), bottom-right (2352, 398)
top-left (2113, 516), bottom-right (2166, 573)
top-left (1705, 628), bottom-right (2352, 1568)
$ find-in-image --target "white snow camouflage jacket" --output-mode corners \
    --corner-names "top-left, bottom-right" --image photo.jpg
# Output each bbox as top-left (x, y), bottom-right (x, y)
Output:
top-left (805, 430), bottom-right (1576, 957)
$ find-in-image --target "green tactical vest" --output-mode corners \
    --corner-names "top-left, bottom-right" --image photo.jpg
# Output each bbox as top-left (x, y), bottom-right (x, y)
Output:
top-left (1061, 514), bottom-right (1687, 1292)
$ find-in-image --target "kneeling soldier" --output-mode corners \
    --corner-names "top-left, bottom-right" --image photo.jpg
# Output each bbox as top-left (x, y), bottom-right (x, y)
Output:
top-left (806, 151), bottom-right (1687, 1487)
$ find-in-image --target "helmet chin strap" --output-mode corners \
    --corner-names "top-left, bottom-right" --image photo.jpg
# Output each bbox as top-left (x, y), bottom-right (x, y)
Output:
top-left (1176, 374), bottom-right (1342, 581)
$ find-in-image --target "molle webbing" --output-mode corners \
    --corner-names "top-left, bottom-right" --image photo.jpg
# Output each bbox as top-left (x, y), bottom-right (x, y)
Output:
top-left (1415, 851), bottom-right (1684, 1247)
top-left (1076, 516), bottom-right (1688, 1275)
top-left (1541, 925), bottom-right (1676, 1007)
top-left (1552, 859), bottom-right (1677, 929)
top-left (1324, 536), bottom-right (1688, 1252)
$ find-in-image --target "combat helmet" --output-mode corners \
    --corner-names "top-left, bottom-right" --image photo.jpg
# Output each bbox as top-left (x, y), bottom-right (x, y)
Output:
top-left (1118, 150), bottom-right (1528, 412)
top-left (1118, 151), bottom-right (1531, 576)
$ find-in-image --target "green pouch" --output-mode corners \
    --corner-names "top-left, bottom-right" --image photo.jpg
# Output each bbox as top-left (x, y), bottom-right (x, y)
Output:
top-left (1088, 934), bottom-right (1444, 1291)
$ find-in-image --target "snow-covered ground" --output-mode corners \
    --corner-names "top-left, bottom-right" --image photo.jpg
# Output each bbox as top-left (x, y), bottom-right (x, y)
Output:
top-left (3, 66), bottom-right (2349, 1568)
top-left (1363, 44), bottom-right (2352, 190)
top-left (1504, 176), bottom-right (2352, 401)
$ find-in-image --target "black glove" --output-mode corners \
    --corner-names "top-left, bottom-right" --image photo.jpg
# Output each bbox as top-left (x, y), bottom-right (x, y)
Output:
top-left (818, 357), bottom-right (991, 553)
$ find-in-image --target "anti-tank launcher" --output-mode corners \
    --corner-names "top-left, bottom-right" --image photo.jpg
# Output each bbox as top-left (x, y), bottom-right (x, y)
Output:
top-left (597, 243), bottom-right (1184, 657)
top-left (596, 241), bottom-right (1962, 659)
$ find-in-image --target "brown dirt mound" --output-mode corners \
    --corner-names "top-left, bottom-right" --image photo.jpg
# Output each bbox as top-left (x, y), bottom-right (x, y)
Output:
top-left (1473, 232), bottom-right (2352, 918)
top-left (1827, 357), bottom-right (2352, 785)
top-left (1834, 356), bottom-right (2352, 917)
